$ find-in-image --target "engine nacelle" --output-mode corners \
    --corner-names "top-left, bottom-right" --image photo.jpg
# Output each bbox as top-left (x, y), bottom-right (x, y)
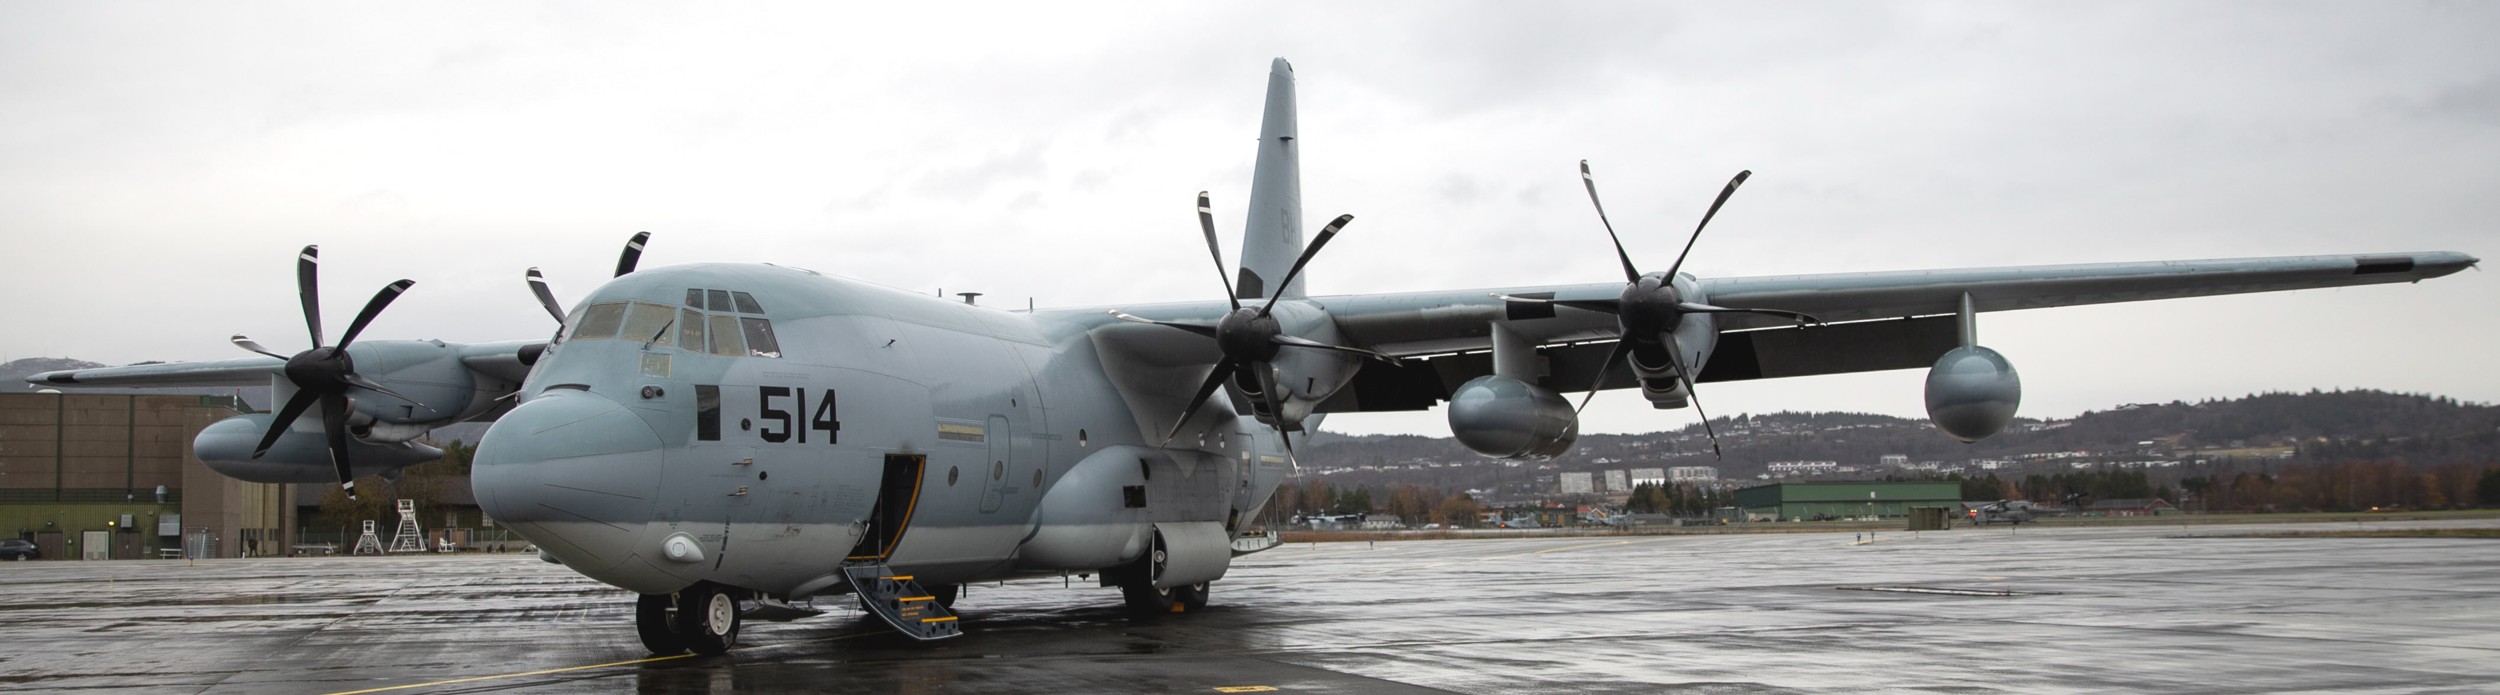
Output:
top-left (1447, 375), bottom-right (1579, 460)
top-left (195, 414), bottom-right (445, 484)
top-left (1924, 345), bottom-right (2022, 443)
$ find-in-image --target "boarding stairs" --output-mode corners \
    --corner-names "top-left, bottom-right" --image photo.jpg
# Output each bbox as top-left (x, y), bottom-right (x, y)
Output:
top-left (842, 564), bottom-right (962, 641)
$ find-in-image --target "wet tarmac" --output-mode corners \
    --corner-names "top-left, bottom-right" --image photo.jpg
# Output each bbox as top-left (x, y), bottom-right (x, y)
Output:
top-left (2, 519), bottom-right (2495, 694)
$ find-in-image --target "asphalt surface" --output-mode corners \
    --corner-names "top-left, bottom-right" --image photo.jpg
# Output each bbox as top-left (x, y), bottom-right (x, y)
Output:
top-left (2, 519), bottom-right (2495, 694)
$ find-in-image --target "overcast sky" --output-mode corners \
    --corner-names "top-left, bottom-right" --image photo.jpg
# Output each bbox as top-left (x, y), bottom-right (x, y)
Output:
top-left (3, 2), bottom-right (2492, 437)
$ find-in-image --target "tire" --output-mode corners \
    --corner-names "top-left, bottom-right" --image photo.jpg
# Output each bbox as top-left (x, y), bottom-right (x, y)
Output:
top-left (673, 583), bottom-right (741, 655)
top-left (1122, 580), bottom-right (1176, 615)
top-left (636, 593), bottom-right (687, 655)
top-left (1174, 582), bottom-right (1210, 611)
top-left (926, 583), bottom-right (961, 611)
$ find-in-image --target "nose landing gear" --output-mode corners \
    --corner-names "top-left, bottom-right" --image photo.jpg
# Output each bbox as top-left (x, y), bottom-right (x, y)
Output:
top-left (636, 582), bottom-right (744, 655)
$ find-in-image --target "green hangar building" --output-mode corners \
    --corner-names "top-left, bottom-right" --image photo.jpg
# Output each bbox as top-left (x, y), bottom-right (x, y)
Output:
top-left (1732, 481), bottom-right (1961, 521)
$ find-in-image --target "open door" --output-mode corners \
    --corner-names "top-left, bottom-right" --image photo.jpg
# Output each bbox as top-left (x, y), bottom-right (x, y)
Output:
top-left (848, 454), bottom-right (925, 562)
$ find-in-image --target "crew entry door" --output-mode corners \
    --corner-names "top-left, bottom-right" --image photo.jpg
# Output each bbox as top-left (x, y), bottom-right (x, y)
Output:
top-left (848, 454), bottom-right (925, 562)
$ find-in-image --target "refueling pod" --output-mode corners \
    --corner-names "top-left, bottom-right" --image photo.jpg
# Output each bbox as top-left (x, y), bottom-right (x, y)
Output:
top-left (1447, 375), bottom-right (1579, 460)
top-left (1924, 345), bottom-right (2021, 442)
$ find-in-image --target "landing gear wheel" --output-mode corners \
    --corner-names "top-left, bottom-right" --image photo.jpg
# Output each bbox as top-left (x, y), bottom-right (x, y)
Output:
top-left (673, 583), bottom-right (741, 655)
top-left (926, 583), bottom-right (961, 610)
top-left (1122, 580), bottom-right (1177, 615)
top-left (636, 593), bottom-right (687, 655)
top-left (1173, 582), bottom-right (1210, 612)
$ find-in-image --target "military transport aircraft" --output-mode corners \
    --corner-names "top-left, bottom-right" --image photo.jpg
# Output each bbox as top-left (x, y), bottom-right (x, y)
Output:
top-left (27, 58), bottom-right (2478, 655)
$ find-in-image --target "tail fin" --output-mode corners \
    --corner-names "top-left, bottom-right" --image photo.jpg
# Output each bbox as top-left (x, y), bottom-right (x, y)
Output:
top-left (1237, 58), bottom-right (1304, 302)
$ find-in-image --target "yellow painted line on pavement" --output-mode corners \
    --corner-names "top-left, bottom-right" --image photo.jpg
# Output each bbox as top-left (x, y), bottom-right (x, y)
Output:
top-left (321, 632), bottom-right (876, 695)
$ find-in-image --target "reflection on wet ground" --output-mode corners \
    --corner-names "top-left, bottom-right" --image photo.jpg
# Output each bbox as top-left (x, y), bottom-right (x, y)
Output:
top-left (2, 519), bottom-right (2496, 694)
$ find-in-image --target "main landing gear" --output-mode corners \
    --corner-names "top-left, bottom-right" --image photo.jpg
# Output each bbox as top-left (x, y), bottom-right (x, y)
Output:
top-left (1112, 536), bottom-right (1212, 616)
top-left (638, 582), bottom-right (743, 655)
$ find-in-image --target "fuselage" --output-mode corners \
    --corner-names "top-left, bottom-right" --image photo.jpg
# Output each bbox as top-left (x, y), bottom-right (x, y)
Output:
top-left (472, 262), bottom-right (1294, 598)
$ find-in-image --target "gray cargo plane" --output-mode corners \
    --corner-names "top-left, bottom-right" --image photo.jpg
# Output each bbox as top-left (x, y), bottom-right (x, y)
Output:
top-left (28, 58), bottom-right (2478, 655)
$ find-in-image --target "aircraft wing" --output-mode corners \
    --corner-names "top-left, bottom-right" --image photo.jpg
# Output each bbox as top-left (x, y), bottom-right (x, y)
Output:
top-left (25, 356), bottom-right (283, 387)
top-left (1315, 251), bottom-right (2477, 412)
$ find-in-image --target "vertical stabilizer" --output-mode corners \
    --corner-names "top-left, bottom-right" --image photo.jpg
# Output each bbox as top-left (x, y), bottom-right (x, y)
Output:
top-left (1237, 58), bottom-right (1303, 301)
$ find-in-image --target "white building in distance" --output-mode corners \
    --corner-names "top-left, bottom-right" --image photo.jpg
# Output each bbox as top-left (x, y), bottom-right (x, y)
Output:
top-left (1669, 466), bottom-right (1719, 483)
top-left (1559, 472), bottom-right (1595, 494)
top-left (1767, 461), bottom-right (1840, 477)
top-left (1603, 469), bottom-right (1629, 492)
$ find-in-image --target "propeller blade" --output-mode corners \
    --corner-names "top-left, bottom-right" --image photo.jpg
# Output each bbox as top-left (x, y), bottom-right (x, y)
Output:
top-left (1491, 293), bottom-right (1623, 314)
top-left (251, 389), bottom-right (322, 460)
top-left (1574, 339), bottom-right (1635, 415)
top-left (335, 280), bottom-right (414, 350)
top-left (297, 245), bottom-right (324, 348)
top-left (1162, 358), bottom-right (1238, 444)
top-left (1272, 334), bottom-right (1399, 363)
top-left (230, 335), bottom-right (287, 360)
top-left (1258, 214), bottom-right (1353, 316)
top-left (526, 268), bottom-right (566, 323)
top-left (341, 373), bottom-right (426, 409)
top-left (1252, 361), bottom-right (1290, 429)
top-left (1664, 170), bottom-right (1751, 280)
top-left (1580, 160), bottom-right (1641, 283)
top-left (1197, 192), bottom-right (1240, 312)
top-left (1107, 310), bottom-right (1221, 339)
top-left (615, 231), bottom-right (650, 277)
top-left (1674, 302), bottom-right (1822, 325)
top-left (1660, 333), bottom-right (1723, 460)
top-left (319, 392), bottom-right (357, 498)
top-left (1278, 428), bottom-right (1300, 474)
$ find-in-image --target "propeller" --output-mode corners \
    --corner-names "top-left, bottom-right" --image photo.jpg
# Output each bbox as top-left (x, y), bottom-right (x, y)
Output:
top-left (1492, 161), bottom-right (1828, 461)
top-left (227, 245), bottom-right (418, 499)
top-left (527, 232), bottom-right (654, 325)
top-left (1107, 192), bottom-right (1394, 458)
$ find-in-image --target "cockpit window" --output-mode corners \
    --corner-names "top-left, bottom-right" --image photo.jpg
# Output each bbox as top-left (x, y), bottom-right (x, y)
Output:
top-left (675, 308), bottom-right (705, 351)
top-left (571, 302), bottom-right (627, 341)
top-left (708, 314), bottom-right (746, 356)
top-left (731, 291), bottom-right (765, 314)
top-left (620, 301), bottom-right (677, 344)
top-left (684, 288), bottom-right (705, 308)
top-left (705, 289), bottom-right (734, 313)
top-left (740, 317), bottom-right (782, 357)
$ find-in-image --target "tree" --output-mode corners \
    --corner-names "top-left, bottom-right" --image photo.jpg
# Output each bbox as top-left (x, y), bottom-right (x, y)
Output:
top-left (2479, 468), bottom-right (2500, 509)
top-left (1436, 492), bottom-right (1482, 528)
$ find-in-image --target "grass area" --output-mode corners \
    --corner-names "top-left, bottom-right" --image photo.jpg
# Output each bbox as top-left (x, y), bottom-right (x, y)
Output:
top-left (1273, 509), bottom-right (2500, 543)
top-left (2201, 528), bottom-right (2500, 540)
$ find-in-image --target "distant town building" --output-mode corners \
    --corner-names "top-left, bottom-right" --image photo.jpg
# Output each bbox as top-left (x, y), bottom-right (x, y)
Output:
top-left (1603, 469), bottom-right (1629, 492)
top-left (1879, 454), bottom-right (1909, 468)
top-left (1559, 472), bottom-right (1594, 494)
top-left (1766, 461), bottom-right (1839, 477)
top-left (1669, 466), bottom-right (1718, 483)
top-left (1628, 468), bottom-right (1666, 488)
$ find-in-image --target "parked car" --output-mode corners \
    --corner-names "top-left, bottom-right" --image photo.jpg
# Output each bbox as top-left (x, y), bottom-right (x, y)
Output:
top-left (0, 539), bottom-right (37, 561)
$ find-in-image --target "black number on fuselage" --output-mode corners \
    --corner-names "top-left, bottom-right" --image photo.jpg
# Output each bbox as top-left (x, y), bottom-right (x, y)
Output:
top-left (759, 386), bottom-right (793, 443)
top-left (812, 389), bottom-right (840, 444)
top-left (752, 385), bottom-right (837, 445)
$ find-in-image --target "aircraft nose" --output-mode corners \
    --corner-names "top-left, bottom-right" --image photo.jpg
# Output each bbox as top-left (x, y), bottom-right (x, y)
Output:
top-left (473, 390), bottom-right (664, 574)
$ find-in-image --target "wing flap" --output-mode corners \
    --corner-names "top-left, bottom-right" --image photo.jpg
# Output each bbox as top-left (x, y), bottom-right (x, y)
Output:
top-left (26, 357), bottom-right (282, 388)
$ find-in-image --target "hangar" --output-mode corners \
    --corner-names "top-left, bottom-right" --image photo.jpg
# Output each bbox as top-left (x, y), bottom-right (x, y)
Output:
top-left (0, 393), bottom-right (293, 559)
top-left (1732, 481), bottom-right (1961, 521)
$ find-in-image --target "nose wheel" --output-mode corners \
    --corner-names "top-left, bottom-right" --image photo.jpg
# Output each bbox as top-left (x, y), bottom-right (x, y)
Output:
top-left (636, 583), bottom-right (744, 656)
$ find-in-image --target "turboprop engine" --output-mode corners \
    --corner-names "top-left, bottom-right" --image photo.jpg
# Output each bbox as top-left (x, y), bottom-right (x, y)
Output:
top-left (1924, 345), bottom-right (2021, 442)
top-left (1447, 375), bottom-right (1579, 460)
top-left (195, 413), bottom-right (445, 483)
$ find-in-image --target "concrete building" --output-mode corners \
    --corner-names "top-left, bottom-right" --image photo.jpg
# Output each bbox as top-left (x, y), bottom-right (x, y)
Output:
top-left (1731, 481), bottom-right (1961, 521)
top-left (1, 393), bottom-right (293, 559)
top-left (1628, 468), bottom-right (1666, 488)
top-left (1766, 461), bottom-right (1839, 477)
top-left (1558, 471), bottom-right (1594, 494)
top-left (1603, 469), bottom-right (1629, 493)
top-left (1669, 466), bottom-right (1718, 483)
